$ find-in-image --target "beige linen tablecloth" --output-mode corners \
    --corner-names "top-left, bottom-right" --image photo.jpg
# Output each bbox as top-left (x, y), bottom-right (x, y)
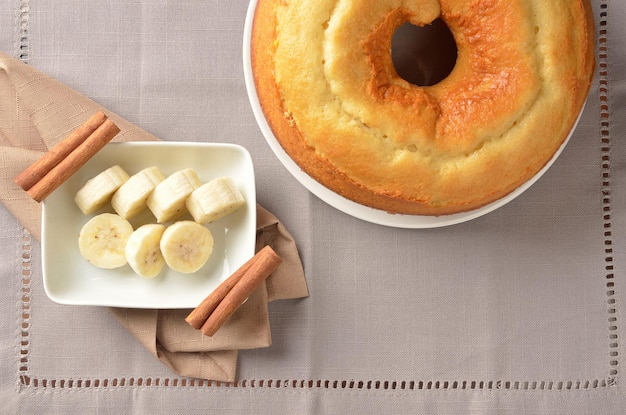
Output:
top-left (1, 1), bottom-right (625, 413)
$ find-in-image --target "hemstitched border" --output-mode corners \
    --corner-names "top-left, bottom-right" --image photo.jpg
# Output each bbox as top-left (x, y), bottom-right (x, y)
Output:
top-left (15, 0), bottom-right (29, 63)
top-left (15, 0), bottom-right (32, 391)
top-left (18, 229), bottom-right (32, 389)
top-left (16, 377), bottom-right (618, 392)
top-left (597, 0), bottom-right (619, 383)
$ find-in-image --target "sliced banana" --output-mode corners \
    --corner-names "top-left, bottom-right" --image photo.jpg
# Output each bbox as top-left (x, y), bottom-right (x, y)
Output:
top-left (75, 165), bottom-right (129, 215)
top-left (146, 168), bottom-right (201, 223)
top-left (125, 223), bottom-right (166, 278)
top-left (78, 213), bottom-right (134, 269)
top-left (186, 177), bottom-right (245, 224)
top-left (112, 166), bottom-right (165, 219)
top-left (160, 221), bottom-right (214, 273)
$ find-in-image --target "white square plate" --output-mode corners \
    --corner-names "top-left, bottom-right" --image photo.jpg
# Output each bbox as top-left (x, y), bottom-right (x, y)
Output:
top-left (42, 142), bottom-right (256, 308)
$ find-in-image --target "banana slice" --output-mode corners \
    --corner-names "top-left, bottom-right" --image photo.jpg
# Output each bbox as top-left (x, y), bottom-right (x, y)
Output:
top-left (111, 166), bottom-right (165, 219)
top-left (146, 168), bottom-right (201, 223)
top-left (78, 213), bottom-right (134, 269)
top-left (160, 221), bottom-right (214, 273)
top-left (125, 223), bottom-right (166, 278)
top-left (75, 165), bottom-right (130, 215)
top-left (186, 177), bottom-right (245, 224)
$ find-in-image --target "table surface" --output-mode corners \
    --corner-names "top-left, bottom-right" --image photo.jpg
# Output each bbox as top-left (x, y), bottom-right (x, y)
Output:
top-left (1, 1), bottom-right (625, 413)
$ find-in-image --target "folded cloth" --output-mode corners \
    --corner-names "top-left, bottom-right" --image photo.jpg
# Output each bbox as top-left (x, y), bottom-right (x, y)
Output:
top-left (0, 52), bottom-right (308, 381)
top-left (109, 205), bottom-right (307, 380)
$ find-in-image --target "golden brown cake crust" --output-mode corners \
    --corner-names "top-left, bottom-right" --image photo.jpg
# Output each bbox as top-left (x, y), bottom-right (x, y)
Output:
top-left (251, 0), bottom-right (596, 216)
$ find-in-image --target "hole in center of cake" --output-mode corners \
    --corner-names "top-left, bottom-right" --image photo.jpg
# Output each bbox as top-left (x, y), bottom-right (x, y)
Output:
top-left (391, 19), bottom-right (457, 87)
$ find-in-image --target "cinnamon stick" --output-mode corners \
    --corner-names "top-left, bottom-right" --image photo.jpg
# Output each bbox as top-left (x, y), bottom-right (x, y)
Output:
top-left (185, 245), bottom-right (282, 336)
top-left (14, 110), bottom-right (108, 191)
top-left (185, 258), bottom-right (255, 330)
top-left (26, 118), bottom-right (120, 202)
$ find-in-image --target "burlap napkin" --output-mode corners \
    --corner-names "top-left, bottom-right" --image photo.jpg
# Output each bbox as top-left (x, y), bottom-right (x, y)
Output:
top-left (0, 52), bottom-right (308, 382)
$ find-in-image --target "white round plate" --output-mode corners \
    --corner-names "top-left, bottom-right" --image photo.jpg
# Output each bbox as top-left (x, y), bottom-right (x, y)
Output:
top-left (242, 0), bottom-right (580, 229)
